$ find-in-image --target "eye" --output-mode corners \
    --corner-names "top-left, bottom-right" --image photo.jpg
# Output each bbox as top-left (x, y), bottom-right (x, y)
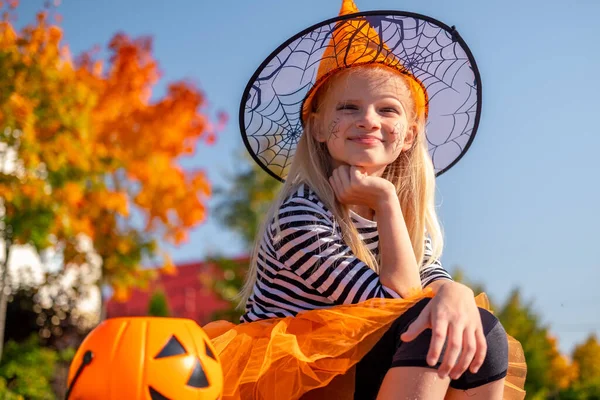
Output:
top-left (150, 334), bottom-right (212, 398)
top-left (380, 107), bottom-right (400, 114)
top-left (336, 103), bottom-right (358, 111)
top-left (205, 339), bottom-right (216, 360)
top-left (154, 335), bottom-right (187, 358)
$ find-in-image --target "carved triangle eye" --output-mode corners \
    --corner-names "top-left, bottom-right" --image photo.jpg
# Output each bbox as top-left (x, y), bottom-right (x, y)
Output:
top-left (205, 339), bottom-right (216, 360)
top-left (149, 386), bottom-right (170, 400)
top-left (186, 358), bottom-right (210, 388)
top-left (154, 335), bottom-right (187, 359)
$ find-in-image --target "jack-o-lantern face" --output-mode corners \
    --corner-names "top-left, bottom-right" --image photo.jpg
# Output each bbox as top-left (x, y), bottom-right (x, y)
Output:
top-left (66, 317), bottom-right (223, 400)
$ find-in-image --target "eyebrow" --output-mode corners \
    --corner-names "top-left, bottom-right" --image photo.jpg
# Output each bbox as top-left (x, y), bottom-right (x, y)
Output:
top-left (336, 97), bottom-right (404, 105)
top-left (339, 95), bottom-right (403, 101)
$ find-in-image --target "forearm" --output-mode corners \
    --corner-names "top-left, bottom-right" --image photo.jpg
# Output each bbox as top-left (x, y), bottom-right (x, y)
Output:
top-left (375, 194), bottom-right (422, 298)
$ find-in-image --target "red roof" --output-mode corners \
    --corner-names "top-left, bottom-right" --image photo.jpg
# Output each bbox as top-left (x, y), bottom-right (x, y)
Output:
top-left (106, 257), bottom-right (247, 325)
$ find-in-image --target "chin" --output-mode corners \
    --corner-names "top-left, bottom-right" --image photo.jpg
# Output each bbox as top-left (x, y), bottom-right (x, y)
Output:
top-left (348, 156), bottom-right (390, 168)
top-left (349, 161), bottom-right (389, 171)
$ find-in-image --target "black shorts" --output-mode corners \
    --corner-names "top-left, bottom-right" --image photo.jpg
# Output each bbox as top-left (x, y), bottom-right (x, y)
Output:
top-left (354, 297), bottom-right (509, 399)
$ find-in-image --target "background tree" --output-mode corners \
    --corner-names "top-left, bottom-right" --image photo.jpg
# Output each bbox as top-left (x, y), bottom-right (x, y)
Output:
top-left (0, 336), bottom-right (58, 400)
top-left (206, 159), bottom-right (281, 321)
top-left (0, 1), bottom-right (223, 360)
top-left (147, 289), bottom-right (170, 317)
top-left (497, 289), bottom-right (559, 398)
top-left (214, 155), bottom-right (281, 247)
top-left (570, 334), bottom-right (600, 389)
top-left (0, 331), bottom-right (75, 400)
top-left (202, 256), bottom-right (248, 322)
top-left (4, 263), bottom-right (95, 347)
top-left (0, 0), bottom-right (95, 360)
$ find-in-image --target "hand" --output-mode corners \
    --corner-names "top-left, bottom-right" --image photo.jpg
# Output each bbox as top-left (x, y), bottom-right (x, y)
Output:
top-left (328, 165), bottom-right (395, 211)
top-left (400, 281), bottom-right (487, 380)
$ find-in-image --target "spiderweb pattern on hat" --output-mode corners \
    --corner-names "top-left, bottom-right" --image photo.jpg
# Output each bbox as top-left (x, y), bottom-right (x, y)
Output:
top-left (241, 11), bottom-right (481, 182)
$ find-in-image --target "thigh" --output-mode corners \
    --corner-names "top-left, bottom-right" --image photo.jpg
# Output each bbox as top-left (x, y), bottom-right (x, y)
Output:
top-left (449, 309), bottom-right (508, 390)
top-left (391, 306), bottom-right (504, 370)
top-left (353, 298), bottom-right (432, 400)
top-left (389, 306), bottom-right (508, 391)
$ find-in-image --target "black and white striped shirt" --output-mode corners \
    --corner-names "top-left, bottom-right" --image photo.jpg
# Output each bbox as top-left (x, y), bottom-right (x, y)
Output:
top-left (241, 184), bottom-right (452, 322)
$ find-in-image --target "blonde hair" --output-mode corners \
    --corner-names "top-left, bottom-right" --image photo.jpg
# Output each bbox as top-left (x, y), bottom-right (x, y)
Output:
top-left (238, 64), bottom-right (443, 308)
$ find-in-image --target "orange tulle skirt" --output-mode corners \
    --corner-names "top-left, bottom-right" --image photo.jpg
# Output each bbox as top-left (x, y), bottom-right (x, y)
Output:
top-left (203, 290), bottom-right (527, 400)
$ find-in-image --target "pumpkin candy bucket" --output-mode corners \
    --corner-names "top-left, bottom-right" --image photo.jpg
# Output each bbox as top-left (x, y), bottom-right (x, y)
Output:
top-left (66, 317), bottom-right (223, 400)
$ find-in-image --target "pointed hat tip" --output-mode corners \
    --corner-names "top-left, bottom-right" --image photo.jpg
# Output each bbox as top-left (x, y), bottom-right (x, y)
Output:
top-left (340, 0), bottom-right (360, 16)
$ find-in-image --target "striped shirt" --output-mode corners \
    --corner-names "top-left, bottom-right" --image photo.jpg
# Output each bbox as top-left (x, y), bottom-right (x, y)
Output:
top-left (241, 184), bottom-right (452, 323)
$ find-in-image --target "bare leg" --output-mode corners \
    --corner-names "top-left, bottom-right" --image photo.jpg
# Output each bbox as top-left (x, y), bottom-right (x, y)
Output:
top-left (444, 378), bottom-right (505, 400)
top-left (376, 367), bottom-right (450, 400)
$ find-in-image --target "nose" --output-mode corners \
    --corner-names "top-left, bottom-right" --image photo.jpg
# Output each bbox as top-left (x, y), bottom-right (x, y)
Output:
top-left (355, 107), bottom-right (381, 131)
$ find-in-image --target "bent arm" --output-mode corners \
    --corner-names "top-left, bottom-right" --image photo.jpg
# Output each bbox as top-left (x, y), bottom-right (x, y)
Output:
top-left (375, 190), bottom-right (422, 298)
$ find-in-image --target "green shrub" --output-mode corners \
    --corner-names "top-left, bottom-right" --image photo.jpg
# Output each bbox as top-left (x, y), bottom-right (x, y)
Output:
top-left (0, 336), bottom-right (58, 400)
top-left (147, 290), bottom-right (170, 317)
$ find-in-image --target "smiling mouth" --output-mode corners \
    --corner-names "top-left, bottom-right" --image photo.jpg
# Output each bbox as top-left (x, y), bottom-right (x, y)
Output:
top-left (349, 136), bottom-right (382, 145)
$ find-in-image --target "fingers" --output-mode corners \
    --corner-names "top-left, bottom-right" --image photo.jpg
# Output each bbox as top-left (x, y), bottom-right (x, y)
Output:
top-left (349, 165), bottom-right (366, 181)
top-left (449, 329), bottom-right (477, 380)
top-left (470, 327), bottom-right (487, 373)
top-left (329, 165), bottom-right (385, 208)
top-left (329, 166), bottom-right (353, 203)
top-left (338, 165), bottom-right (351, 189)
top-left (400, 305), bottom-right (431, 343)
top-left (426, 317), bottom-right (448, 367)
top-left (437, 323), bottom-right (462, 378)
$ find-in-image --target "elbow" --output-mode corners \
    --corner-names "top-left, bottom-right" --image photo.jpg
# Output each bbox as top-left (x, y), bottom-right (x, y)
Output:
top-left (396, 285), bottom-right (423, 299)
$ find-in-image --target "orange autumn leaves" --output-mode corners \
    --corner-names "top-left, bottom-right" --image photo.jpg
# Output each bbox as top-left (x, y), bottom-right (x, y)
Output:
top-left (1, 4), bottom-right (223, 300)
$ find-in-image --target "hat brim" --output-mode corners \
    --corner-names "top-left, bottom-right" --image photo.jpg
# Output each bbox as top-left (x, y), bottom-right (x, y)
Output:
top-left (240, 10), bottom-right (482, 182)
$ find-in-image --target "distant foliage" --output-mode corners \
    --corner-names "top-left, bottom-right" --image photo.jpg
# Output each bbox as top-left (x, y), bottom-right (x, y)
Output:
top-left (147, 290), bottom-right (170, 317)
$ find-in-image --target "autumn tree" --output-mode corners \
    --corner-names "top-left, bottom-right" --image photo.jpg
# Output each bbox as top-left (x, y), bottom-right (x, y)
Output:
top-left (214, 156), bottom-right (280, 247)
top-left (557, 334), bottom-right (600, 400)
top-left (496, 288), bottom-right (585, 399)
top-left (0, 1), bottom-right (98, 360)
top-left (572, 334), bottom-right (600, 387)
top-left (201, 256), bottom-right (248, 322)
top-left (71, 30), bottom-right (224, 309)
top-left (0, 1), bottom-right (222, 360)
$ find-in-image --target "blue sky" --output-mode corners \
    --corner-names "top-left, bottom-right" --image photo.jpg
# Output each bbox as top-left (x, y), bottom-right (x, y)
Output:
top-left (15, 0), bottom-right (599, 355)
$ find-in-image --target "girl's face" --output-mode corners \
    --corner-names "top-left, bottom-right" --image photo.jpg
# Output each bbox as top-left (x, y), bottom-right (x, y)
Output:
top-left (314, 68), bottom-right (416, 177)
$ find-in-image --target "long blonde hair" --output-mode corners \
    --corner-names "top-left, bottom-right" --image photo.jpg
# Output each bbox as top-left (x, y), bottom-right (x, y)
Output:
top-left (238, 65), bottom-right (443, 308)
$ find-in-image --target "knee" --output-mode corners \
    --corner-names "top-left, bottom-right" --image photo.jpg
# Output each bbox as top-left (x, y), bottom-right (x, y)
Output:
top-left (478, 308), bottom-right (509, 368)
top-left (451, 308), bottom-right (509, 390)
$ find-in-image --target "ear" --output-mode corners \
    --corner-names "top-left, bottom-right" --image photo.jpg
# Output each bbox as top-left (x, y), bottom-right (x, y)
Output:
top-left (401, 125), bottom-right (417, 151)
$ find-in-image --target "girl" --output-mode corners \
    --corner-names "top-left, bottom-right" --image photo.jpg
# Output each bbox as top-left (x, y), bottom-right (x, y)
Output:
top-left (205, 1), bottom-right (526, 399)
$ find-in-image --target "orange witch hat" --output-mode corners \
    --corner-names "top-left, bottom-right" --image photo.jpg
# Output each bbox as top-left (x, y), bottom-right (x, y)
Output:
top-left (301, 0), bottom-right (428, 122)
top-left (240, 0), bottom-right (483, 181)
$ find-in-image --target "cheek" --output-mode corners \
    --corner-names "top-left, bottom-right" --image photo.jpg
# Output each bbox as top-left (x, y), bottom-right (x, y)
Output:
top-left (385, 119), bottom-right (410, 154)
top-left (388, 120), bottom-right (406, 140)
top-left (392, 114), bottom-right (411, 135)
top-left (324, 115), bottom-right (352, 140)
top-left (327, 117), bottom-right (342, 138)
